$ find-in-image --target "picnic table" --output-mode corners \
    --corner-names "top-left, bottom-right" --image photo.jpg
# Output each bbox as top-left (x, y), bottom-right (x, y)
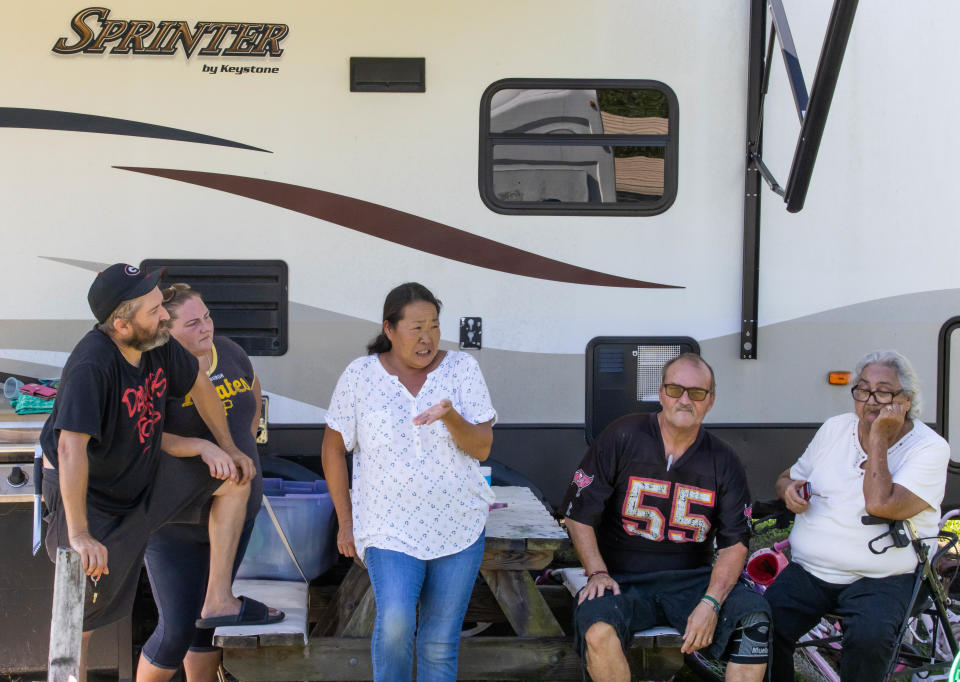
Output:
top-left (220, 486), bottom-right (583, 680)
top-left (219, 485), bottom-right (683, 680)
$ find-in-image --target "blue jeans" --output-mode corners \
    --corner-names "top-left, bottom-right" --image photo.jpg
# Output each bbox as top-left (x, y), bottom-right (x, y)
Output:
top-left (365, 532), bottom-right (485, 682)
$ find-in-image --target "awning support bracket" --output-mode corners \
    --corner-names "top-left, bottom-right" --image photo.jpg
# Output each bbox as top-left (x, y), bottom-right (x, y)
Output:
top-left (740, 0), bottom-right (859, 359)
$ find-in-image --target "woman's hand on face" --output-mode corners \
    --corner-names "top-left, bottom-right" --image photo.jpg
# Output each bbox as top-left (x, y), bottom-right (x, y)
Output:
top-left (413, 398), bottom-right (453, 426)
top-left (337, 521), bottom-right (357, 558)
top-left (870, 398), bottom-right (909, 444)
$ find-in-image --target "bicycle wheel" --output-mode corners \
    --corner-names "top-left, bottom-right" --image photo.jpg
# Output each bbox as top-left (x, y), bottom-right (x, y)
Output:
top-left (683, 651), bottom-right (725, 682)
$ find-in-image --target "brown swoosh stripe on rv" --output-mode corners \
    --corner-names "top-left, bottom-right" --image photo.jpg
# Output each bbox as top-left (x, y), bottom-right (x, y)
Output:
top-left (114, 167), bottom-right (680, 289)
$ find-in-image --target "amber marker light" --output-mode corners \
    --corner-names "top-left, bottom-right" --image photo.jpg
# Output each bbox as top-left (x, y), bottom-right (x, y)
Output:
top-left (828, 371), bottom-right (851, 385)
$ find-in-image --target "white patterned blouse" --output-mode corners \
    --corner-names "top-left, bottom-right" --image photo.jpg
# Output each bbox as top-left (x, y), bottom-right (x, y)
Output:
top-left (325, 351), bottom-right (497, 561)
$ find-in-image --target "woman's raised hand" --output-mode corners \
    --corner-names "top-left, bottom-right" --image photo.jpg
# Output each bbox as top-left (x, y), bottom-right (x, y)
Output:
top-left (413, 398), bottom-right (453, 426)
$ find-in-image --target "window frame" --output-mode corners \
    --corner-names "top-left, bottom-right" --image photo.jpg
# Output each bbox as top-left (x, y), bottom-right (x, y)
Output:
top-left (479, 78), bottom-right (679, 216)
top-left (937, 317), bottom-right (960, 466)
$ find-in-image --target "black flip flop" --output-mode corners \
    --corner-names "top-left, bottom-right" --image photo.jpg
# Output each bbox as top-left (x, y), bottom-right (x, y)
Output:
top-left (195, 595), bottom-right (285, 628)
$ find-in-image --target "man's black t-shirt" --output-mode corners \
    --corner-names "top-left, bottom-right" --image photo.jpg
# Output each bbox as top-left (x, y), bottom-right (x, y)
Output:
top-left (562, 412), bottom-right (751, 574)
top-left (164, 336), bottom-right (262, 521)
top-left (40, 329), bottom-right (199, 513)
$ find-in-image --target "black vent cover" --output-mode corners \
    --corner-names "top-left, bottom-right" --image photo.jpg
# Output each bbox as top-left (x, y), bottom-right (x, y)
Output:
top-left (585, 336), bottom-right (699, 444)
top-left (350, 57), bottom-right (425, 92)
top-left (141, 259), bottom-right (288, 356)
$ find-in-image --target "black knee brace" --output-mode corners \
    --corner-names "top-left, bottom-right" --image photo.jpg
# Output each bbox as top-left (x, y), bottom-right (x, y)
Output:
top-left (726, 611), bottom-right (770, 665)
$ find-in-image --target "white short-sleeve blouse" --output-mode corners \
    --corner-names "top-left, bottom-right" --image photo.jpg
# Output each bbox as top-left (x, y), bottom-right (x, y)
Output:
top-left (788, 413), bottom-right (949, 583)
top-left (325, 351), bottom-right (497, 561)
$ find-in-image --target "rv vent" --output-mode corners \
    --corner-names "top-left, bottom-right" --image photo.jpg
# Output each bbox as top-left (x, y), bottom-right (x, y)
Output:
top-left (141, 259), bottom-right (288, 357)
top-left (636, 345), bottom-right (682, 401)
top-left (350, 57), bottom-right (425, 92)
top-left (597, 348), bottom-right (624, 373)
top-left (585, 336), bottom-right (699, 444)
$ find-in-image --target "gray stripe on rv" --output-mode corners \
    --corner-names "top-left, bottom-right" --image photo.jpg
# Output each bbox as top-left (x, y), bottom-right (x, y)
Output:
top-left (2, 289), bottom-right (958, 425)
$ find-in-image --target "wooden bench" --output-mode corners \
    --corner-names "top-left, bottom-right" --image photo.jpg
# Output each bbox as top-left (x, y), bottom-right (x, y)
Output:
top-left (214, 579), bottom-right (310, 648)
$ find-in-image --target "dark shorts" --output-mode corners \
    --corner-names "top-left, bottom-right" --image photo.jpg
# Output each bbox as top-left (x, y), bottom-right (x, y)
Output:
top-left (43, 455), bottom-right (223, 632)
top-left (573, 566), bottom-right (770, 662)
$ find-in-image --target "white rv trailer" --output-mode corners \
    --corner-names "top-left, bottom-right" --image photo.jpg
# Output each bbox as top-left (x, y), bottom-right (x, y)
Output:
top-left (4, 0), bottom-right (960, 675)
top-left (2, 2), bottom-right (959, 517)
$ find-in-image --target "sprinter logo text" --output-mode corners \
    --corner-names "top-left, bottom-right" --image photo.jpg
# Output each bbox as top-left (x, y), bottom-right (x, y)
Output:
top-left (53, 7), bottom-right (288, 58)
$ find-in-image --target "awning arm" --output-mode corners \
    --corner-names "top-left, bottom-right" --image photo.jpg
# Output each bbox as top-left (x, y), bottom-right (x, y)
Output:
top-left (784, 0), bottom-right (859, 212)
top-left (740, 0), bottom-right (859, 359)
top-left (740, 0), bottom-right (766, 360)
top-left (767, 0), bottom-right (809, 122)
top-left (750, 153), bottom-right (785, 197)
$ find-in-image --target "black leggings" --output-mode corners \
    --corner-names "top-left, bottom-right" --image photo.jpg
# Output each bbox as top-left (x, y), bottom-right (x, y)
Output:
top-left (140, 519), bottom-right (255, 669)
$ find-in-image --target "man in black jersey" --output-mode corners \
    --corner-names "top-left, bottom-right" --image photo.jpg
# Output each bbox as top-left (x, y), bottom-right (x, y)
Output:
top-left (563, 353), bottom-right (768, 682)
top-left (40, 264), bottom-right (280, 681)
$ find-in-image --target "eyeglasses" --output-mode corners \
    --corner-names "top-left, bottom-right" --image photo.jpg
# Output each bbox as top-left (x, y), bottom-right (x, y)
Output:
top-left (850, 387), bottom-right (904, 404)
top-left (662, 384), bottom-right (711, 402)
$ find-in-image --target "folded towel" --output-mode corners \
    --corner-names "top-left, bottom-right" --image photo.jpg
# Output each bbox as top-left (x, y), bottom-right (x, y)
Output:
top-left (12, 393), bottom-right (55, 414)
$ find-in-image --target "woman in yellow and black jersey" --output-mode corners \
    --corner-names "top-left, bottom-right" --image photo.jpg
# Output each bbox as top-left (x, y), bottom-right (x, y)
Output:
top-left (138, 283), bottom-right (266, 682)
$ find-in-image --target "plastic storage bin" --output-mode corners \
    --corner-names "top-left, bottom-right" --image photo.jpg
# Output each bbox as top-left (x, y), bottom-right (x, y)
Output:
top-left (236, 478), bottom-right (338, 581)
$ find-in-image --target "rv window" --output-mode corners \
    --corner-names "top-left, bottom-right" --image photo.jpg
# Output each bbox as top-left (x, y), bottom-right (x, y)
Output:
top-left (480, 80), bottom-right (678, 215)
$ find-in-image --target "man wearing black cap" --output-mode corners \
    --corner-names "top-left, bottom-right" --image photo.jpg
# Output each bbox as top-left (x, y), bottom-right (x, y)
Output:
top-left (40, 264), bottom-right (282, 680)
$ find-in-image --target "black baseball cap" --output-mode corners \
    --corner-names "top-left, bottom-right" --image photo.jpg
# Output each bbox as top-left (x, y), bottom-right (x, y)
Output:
top-left (88, 263), bottom-right (165, 324)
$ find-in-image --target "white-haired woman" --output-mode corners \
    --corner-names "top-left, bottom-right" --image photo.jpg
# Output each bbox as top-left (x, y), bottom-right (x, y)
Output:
top-left (765, 350), bottom-right (950, 682)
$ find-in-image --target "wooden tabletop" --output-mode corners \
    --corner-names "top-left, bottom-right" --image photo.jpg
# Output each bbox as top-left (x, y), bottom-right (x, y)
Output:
top-left (0, 408), bottom-right (47, 445)
top-left (485, 486), bottom-right (568, 551)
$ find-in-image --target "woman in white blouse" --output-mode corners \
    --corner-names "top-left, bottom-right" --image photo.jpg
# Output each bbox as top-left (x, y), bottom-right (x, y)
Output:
top-left (321, 282), bottom-right (497, 682)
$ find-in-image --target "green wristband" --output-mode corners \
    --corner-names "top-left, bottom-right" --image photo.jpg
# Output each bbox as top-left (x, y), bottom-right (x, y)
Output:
top-left (701, 594), bottom-right (721, 613)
